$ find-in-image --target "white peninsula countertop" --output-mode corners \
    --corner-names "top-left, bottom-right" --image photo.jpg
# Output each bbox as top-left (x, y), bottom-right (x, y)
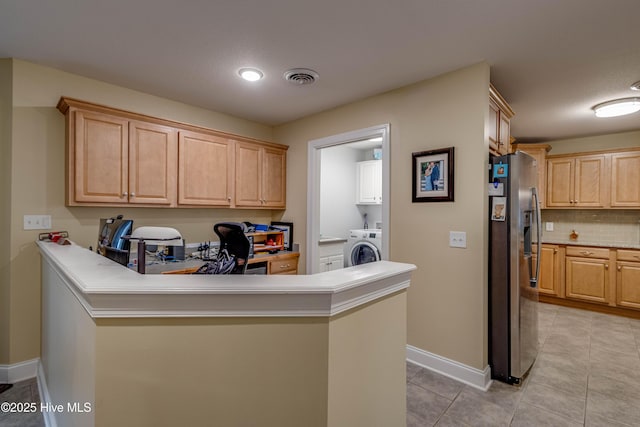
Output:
top-left (37, 240), bottom-right (415, 318)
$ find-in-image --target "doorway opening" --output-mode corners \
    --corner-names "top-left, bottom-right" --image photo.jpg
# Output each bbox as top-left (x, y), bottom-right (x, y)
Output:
top-left (306, 124), bottom-right (390, 273)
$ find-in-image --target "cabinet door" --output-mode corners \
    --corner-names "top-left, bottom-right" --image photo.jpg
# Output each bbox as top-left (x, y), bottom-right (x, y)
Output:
top-left (178, 131), bottom-right (233, 206)
top-left (499, 114), bottom-right (510, 155)
top-left (565, 257), bottom-right (609, 304)
top-left (488, 100), bottom-right (500, 154)
top-left (357, 160), bottom-right (382, 204)
top-left (616, 262), bottom-right (640, 310)
top-left (611, 152), bottom-right (640, 207)
top-left (319, 255), bottom-right (344, 272)
top-left (261, 147), bottom-right (286, 208)
top-left (129, 121), bottom-right (177, 205)
top-left (537, 245), bottom-right (559, 296)
top-left (268, 255), bottom-right (298, 275)
top-left (74, 110), bottom-right (129, 203)
top-left (546, 158), bottom-right (574, 207)
top-left (574, 155), bottom-right (606, 207)
top-left (235, 142), bottom-right (263, 207)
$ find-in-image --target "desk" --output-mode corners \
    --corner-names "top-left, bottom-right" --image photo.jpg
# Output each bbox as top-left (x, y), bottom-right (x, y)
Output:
top-left (159, 251), bottom-right (300, 275)
top-left (249, 251), bottom-right (299, 274)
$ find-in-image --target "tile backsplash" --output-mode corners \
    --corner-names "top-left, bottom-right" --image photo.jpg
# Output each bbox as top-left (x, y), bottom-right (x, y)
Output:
top-left (541, 209), bottom-right (640, 247)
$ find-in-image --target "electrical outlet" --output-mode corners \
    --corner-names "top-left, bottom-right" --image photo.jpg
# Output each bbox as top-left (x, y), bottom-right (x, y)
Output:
top-left (23, 215), bottom-right (52, 230)
top-left (449, 231), bottom-right (467, 248)
top-left (545, 222), bottom-right (554, 232)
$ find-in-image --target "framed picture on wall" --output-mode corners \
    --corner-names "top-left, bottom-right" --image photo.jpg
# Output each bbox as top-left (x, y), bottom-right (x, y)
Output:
top-left (412, 147), bottom-right (455, 202)
top-left (270, 221), bottom-right (294, 251)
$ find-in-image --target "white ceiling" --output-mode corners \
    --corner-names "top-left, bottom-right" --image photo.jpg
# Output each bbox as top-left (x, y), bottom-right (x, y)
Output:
top-left (1, 0), bottom-right (639, 142)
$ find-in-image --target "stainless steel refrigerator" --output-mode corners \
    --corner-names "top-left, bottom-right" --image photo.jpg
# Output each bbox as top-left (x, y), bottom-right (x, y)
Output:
top-left (489, 151), bottom-right (541, 385)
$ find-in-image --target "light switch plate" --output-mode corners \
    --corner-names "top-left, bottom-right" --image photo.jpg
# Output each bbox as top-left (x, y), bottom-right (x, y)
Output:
top-left (449, 231), bottom-right (467, 248)
top-left (24, 215), bottom-right (52, 230)
top-left (545, 222), bottom-right (554, 232)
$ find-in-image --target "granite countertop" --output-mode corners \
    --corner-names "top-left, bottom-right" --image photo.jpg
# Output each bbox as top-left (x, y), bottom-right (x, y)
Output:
top-left (541, 240), bottom-right (640, 250)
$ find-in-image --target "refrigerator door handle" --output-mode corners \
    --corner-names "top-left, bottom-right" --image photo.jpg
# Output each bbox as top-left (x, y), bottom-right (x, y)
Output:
top-left (530, 186), bottom-right (542, 288)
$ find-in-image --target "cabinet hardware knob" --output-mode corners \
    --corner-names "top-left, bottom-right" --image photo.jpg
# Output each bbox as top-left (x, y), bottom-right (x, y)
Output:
top-left (130, 192), bottom-right (135, 197)
top-left (227, 196), bottom-right (231, 202)
top-left (618, 266), bottom-right (622, 271)
top-left (605, 264), bottom-right (609, 269)
top-left (554, 249), bottom-right (558, 254)
top-left (122, 192), bottom-right (128, 197)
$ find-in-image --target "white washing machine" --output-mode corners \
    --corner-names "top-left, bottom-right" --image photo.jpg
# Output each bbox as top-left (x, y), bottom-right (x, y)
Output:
top-left (346, 229), bottom-right (382, 266)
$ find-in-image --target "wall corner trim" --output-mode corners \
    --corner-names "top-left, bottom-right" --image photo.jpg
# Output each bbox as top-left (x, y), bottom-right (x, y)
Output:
top-left (406, 345), bottom-right (492, 391)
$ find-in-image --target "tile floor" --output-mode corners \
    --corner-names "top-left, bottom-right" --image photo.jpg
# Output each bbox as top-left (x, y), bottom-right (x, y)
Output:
top-left (0, 377), bottom-right (44, 427)
top-left (407, 302), bottom-right (640, 426)
top-left (3, 303), bottom-right (639, 426)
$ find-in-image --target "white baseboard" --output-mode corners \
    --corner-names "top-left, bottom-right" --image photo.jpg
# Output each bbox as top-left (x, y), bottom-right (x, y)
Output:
top-left (37, 362), bottom-right (57, 427)
top-left (0, 358), bottom-right (39, 383)
top-left (406, 345), bottom-right (492, 391)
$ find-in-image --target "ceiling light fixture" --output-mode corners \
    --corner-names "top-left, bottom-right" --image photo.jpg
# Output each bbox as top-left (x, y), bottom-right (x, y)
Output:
top-left (592, 98), bottom-right (640, 118)
top-left (630, 81), bottom-right (640, 91)
top-left (238, 68), bottom-right (263, 82)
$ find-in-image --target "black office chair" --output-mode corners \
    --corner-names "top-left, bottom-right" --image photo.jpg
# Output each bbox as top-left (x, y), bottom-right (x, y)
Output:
top-left (194, 222), bottom-right (250, 274)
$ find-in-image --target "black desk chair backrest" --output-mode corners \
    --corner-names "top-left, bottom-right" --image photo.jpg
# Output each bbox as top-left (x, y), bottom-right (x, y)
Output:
top-left (212, 222), bottom-right (250, 274)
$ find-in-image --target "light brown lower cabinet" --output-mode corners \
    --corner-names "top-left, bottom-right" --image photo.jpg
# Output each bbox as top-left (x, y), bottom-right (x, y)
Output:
top-left (266, 253), bottom-right (299, 275)
top-left (616, 249), bottom-right (640, 310)
top-left (534, 244), bottom-right (561, 297)
top-left (538, 244), bottom-right (640, 317)
top-left (565, 246), bottom-right (611, 304)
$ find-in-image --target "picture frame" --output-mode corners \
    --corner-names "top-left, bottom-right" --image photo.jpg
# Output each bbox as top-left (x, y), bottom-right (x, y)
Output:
top-left (270, 221), bottom-right (294, 251)
top-left (412, 147), bottom-right (455, 202)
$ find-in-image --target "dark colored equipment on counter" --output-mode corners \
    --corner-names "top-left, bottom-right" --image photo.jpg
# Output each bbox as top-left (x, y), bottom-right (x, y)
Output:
top-left (97, 216), bottom-right (133, 266)
top-left (195, 222), bottom-right (250, 275)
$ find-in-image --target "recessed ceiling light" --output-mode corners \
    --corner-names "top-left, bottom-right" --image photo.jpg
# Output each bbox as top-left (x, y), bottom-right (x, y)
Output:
top-left (631, 81), bottom-right (640, 91)
top-left (238, 68), bottom-right (263, 82)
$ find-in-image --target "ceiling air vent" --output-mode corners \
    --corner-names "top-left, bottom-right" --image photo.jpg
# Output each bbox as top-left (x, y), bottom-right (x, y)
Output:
top-left (284, 68), bottom-right (319, 85)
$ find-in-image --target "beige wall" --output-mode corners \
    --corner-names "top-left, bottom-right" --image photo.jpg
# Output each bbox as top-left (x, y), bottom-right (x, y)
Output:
top-left (4, 59), bottom-right (284, 364)
top-left (547, 129), bottom-right (640, 155)
top-left (94, 317), bottom-right (330, 427)
top-left (327, 291), bottom-right (407, 426)
top-left (7, 58), bottom-right (493, 373)
top-left (0, 59), bottom-right (12, 364)
top-left (275, 63), bottom-right (491, 369)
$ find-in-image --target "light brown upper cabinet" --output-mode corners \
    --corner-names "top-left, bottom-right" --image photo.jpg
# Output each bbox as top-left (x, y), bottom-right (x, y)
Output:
top-left (178, 131), bottom-right (233, 206)
top-left (488, 85), bottom-right (515, 156)
top-left (610, 151), bottom-right (640, 207)
top-left (67, 108), bottom-right (177, 206)
top-left (129, 121), bottom-right (177, 205)
top-left (235, 141), bottom-right (286, 208)
top-left (58, 97), bottom-right (288, 209)
top-left (546, 154), bottom-right (607, 208)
